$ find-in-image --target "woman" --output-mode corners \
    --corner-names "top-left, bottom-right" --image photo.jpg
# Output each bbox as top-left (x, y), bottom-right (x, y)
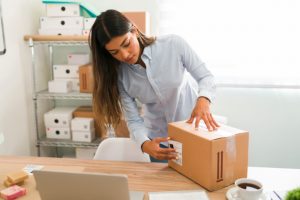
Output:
top-left (89, 10), bottom-right (219, 163)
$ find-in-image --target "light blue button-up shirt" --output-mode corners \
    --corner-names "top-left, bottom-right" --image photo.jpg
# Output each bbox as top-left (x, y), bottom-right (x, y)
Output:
top-left (117, 34), bottom-right (216, 148)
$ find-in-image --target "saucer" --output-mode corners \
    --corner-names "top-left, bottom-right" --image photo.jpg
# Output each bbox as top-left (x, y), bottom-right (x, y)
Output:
top-left (226, 187), bottom-right (271, 200)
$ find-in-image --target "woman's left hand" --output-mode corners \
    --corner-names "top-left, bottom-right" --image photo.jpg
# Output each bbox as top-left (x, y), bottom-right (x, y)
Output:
top-left (186, 97), bottom-right (220, 131)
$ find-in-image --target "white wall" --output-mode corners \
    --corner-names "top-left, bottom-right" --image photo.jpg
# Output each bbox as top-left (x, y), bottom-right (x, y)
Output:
top-left (0, 0), bottom-right (47, 156)
top-left (210, 88), bottom-right (300, 168)
top-left (0, 0), bottom-right (299, 169)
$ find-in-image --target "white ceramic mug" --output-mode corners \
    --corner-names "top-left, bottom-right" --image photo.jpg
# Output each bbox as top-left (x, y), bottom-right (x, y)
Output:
top-left (235, 178), bottom-right (263, 200)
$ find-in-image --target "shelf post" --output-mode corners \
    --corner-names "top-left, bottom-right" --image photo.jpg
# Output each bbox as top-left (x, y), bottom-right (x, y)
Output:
top-left (29, 38), bottom-right (41, 157)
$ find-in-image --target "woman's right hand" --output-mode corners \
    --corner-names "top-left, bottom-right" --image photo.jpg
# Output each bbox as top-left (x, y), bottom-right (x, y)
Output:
top-left (141, 137), bottom-right (178, 160)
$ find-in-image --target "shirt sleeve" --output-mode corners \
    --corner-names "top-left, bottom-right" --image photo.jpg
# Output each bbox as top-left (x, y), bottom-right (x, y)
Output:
top-left (172, 34), bottom-right (216, 103)
top-left (117, 79), bottom-right (150, 150)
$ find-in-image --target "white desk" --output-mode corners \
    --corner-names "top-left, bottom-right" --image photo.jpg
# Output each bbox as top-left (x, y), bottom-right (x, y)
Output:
top-left (248, 167), bottom-right (300, 197)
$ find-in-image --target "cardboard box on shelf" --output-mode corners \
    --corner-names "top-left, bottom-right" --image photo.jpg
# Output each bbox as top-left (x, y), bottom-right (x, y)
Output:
top-left (68, 54), bottom-right (90, 65)
top-left (53, 64), bottom-right (80, 79)
top-left (48, 80), bottom-right (72, 93)
top-left (122, 12), bottom-right (150, 36)
top-left (46, 3), bottom-right (80, 17)
top-left (73, 106), bottom-right (101, 137)
top-left (72, 129), bottom-right (95, 142)
top-left (84, 18), bottom-right (96, 29)
top-left (76, 148), bottom-right (97, 159)
top-left (40, 17), bottom-right (83, 30)
top-left (168, 121), bottom-right (249, 191)
top-left (38, 29), bottom-right (82, 36)
top-left (79, 63), bottom-right (93, 93)
top-left (54, 78), bottom-right (80, 91)
top-left (46, 127), bottom-right (71, 139)
top-left (44, 107), bottom-right (78, 127)
top-left (71, 117), bottom-right (94, 132)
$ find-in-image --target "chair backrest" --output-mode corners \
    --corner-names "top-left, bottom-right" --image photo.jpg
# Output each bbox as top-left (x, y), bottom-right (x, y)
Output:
top-left (94, 138), bottom-right (150, 162)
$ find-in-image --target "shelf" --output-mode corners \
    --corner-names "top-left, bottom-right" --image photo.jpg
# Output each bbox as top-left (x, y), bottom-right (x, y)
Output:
top-left (24, 35), bottom-right (89, 46)
top-left (37, 135), bottom-right (101, 148)
top-left (35, 89), bottom-right (92, 100)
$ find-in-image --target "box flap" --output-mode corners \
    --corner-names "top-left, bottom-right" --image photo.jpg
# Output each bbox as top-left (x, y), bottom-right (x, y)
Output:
top-left (169, 121), bottom-right (247, 140)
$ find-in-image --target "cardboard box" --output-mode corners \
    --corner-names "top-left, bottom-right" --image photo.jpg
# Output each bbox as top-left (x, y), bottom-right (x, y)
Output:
top-left (79, 63), bottom-right (93, 93)
top-left (71, 117), bottom-right (94, 132)
top-left (83, 29), bottom-right (90, 36)
top-left (76, 148), bottom-right (97, 159)
top-left (46, 4), bottom-right (80, 17)
top-left (40, 17), bottom-right (83, 29)
top-left (72, 129), bottom-right (95, 142)
top-left (84, 18), bottom-right (96, 29)
top-left (46, 127), bottom-right (71, 139)
top-left (73, 106), bottom-right (101, 137)
top-left (53, 64), bottom-right (80, 79)
top-left (54, 78), bottom-right (80, 91)
top-left (48, 80), bottom-right (72, 93)
top-left (168, 121), bottom-right (249, 191)
top-left (122, 12), bottom-right (150, 36)
top-left (68, 54), bottom-right (90, 65)
top-left (44, 107), bottom-right (78, 127)
top-left (38, 29), bottom-right (82, 36)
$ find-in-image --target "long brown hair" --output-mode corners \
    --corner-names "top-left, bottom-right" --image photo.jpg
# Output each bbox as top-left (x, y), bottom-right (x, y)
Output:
top-left (89, 9), bottom-right (156, 138)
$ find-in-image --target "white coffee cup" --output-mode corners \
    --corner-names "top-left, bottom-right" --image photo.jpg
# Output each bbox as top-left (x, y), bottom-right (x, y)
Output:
top-left (235, 178), bottom-right (263, 200)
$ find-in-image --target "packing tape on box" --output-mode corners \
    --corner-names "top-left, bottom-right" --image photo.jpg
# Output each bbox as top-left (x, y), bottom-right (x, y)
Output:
top-left (225, 135), bottom-right (236, 185)
top-left (225, 165), bottom-right (234, 185)
top-left (226, 135), bottom-right (236, 164)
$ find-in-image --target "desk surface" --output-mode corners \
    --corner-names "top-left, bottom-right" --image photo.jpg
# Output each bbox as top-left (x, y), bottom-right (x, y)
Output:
top-left (1, 155), bottom-right (300, 200)
top-left (0, 155), bottom-right (231, 200)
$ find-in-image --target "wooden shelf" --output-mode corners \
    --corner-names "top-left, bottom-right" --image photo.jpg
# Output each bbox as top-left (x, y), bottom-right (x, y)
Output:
top-left (24, 35), bottom-right (89, 41)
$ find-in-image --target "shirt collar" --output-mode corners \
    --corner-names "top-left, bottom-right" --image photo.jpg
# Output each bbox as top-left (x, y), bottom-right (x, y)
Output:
top-left (142, 45), bottom-right (152, 60)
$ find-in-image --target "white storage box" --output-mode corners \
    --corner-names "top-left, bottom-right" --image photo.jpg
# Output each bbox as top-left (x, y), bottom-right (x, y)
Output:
top-left (46, 127), bottom-right (72, 139)
top-left (68, 54), bottom-right (90, 65)
top-left (76, 148), bottom-right (97, 159)
top-left (46, 4), bottom-right (80, 17)
top-left (84, 18), bottom-right (96, 29)
top-left (40, 17), bottom-right (83, 29)
top-left (71, 117), bottom-right (94, 131)
top-left (53, 64), bottom-right (80, 78)
top-left (72, 129), bottom-right (95, 142)
top-left (39, 29), bottom-right (82, 36)
top-left (44, 107), bottom-right (78, 127)
top-left (83, 30), bottom-right (90, 36)
top-left (48, 80), bottom-right (72, 93)
top-left (54, 78), bottom-right (79, 91)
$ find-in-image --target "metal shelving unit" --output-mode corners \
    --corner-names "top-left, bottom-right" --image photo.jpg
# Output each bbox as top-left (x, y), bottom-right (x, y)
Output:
top-left (26, 35), bottom-right (100, 157)
top-left (35, 89), bottom-right (92, 100)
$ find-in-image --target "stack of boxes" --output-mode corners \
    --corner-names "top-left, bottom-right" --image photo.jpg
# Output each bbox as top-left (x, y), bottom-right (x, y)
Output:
top-left (82, 18), bottom-right (96, 36)
top-left (71, 117), bottom-right (96, 142)
top-left (39, 3), bottom-right (84, 36)
top-left (48, 54), bottom-right (90, 93)
top-left (44, 107), bottom-right (78, 139)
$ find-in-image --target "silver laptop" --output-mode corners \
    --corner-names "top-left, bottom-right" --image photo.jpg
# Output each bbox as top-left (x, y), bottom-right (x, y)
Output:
top-left (33, 170), bottom-right (144, 200)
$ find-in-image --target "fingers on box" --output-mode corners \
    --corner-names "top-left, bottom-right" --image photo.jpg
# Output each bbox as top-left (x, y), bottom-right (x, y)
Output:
top-left (168, 140), bottom-right (182, 166)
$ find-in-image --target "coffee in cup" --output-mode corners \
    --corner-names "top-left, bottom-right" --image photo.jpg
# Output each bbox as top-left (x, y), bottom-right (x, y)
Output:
top-left (235, 178), bottom-right (263, 200)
